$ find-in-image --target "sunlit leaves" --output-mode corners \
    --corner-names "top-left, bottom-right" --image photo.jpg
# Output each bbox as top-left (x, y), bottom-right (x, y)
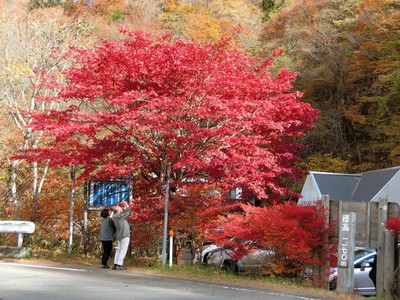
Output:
top-left (161, 0), bottom-right (264, 51)
top-left (24, 30), bottom-right (318, 203)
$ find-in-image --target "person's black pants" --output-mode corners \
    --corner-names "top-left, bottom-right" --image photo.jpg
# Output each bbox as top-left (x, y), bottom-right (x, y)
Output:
top-left (101, 240), bottom-right (113, 266)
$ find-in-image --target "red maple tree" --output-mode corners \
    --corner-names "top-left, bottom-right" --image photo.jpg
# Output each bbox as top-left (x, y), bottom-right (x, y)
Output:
top-left (202, 201), bottom-right (333, 277)
top-left (22, 30), bottom-right (319, 248)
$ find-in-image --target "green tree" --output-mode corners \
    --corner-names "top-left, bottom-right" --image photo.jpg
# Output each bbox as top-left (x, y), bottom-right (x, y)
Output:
top-left (260, 0), bottom-right (285, 20)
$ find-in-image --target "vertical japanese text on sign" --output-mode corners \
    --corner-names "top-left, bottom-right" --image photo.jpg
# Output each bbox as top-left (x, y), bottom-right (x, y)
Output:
top-left (338, 213), bottom-right (352, 268)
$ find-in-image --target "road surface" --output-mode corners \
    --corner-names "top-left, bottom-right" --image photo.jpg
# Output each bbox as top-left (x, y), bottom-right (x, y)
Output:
top-left (0, 261), bottom-right (333, 300)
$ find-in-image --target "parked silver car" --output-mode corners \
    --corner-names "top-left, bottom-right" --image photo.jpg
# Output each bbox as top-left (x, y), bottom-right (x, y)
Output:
top-left (200, 242), bottom-right (273, 275)
top-left (234, 249), bottom-right (274, 275)
top-left (329, 247), bottom-right (376, 296)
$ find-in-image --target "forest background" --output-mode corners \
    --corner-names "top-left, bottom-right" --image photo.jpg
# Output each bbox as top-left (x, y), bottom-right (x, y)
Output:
top-left (0, 0), bottom-right (399, 273)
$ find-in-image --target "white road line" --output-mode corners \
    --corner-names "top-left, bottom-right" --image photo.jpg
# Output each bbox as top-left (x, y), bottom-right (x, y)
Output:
top-left (0, 262), bottom-right (85, 272)
top-left (187, 281), bottom-right (325, 300)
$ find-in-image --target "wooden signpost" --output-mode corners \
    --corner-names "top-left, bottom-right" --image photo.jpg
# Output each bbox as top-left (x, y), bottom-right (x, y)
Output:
top-left (328, 196), bottom-right (398, 299)
top-left (337, 212), bottom-right (356, 293)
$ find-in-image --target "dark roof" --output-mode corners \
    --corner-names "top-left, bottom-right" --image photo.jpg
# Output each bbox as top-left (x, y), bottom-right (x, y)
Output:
top-left (311, 166), bottom-right (400, 202)
top-left (312, 173), bottom-right (361, 201)
top-left (351, 166), bottom-right (400, 201)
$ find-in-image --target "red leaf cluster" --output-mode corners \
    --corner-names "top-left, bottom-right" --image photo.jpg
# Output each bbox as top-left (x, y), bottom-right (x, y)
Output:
top-left (202, 201), bottom-right (333, 277)
top-left (385, 215), bottom-right (400, 233)
top-left (22, 29), bottom-right (318, 202)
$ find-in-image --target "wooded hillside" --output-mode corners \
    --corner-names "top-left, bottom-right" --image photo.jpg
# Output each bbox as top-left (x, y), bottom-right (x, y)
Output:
top-left (46, 0), bottom-right (399, 174)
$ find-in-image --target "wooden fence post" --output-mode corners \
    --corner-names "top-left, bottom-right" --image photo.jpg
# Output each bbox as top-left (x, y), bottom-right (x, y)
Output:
top-left (321, 195), bottom-right (330, 289)
top-left (383, 229), bottom-right (395, 300)
top-left (376, 196), bottom-right (388, 297)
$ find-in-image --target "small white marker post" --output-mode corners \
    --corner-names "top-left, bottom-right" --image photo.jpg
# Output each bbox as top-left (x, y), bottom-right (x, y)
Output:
top-left (169, 230), bottom-right (174, 268)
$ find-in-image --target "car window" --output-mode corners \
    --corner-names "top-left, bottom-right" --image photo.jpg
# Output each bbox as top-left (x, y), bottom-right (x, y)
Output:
top-left (354, 249), bottom-right (373, 260)
top-left (355, 254), bottom-right (376, 268)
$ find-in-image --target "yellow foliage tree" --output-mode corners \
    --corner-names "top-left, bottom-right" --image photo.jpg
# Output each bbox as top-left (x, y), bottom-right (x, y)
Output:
top-left (161, 0), bottom-right (263, 50)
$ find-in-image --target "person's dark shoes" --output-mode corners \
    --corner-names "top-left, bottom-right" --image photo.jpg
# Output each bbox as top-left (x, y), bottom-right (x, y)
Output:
top-left (111, 264), bottom-right (117, 270)
top-left (116, 265), bottom-right (124, 270)
top-left (101, 265), bottom-right (110, 269)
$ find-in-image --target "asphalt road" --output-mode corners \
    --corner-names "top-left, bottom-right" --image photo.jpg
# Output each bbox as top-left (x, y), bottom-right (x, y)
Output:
top-left (0, 261), bottom-right (333, 300)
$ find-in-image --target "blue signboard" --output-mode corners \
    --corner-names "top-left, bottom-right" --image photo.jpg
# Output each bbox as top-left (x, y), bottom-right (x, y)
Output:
top-left (88, 180), bottom-right (130, 207)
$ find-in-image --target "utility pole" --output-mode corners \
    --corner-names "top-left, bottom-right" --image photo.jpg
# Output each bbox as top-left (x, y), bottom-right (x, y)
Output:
top-left (161, 163), bottom-right (171, 266)
top-left (68, 164), bottom-right (76, 256)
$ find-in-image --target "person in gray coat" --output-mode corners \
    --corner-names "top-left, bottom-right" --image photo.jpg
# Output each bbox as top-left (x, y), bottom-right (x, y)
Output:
top-left (111, 201), bottom-right (132, 270)
top-left (99, 208), bottom-right (116, 268)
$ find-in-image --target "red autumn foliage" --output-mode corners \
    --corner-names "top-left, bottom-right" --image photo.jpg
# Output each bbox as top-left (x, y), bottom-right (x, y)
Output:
top-left (22, 29), bottom-right (318, 202)
top-left (385, 215), bottom-right (400, 234)
top-left (19, 29), bottom-right (319, 255)
top-left (202, 201), bottom-right (333, 277)
top-left (127, 182), bottom-right (240, 251)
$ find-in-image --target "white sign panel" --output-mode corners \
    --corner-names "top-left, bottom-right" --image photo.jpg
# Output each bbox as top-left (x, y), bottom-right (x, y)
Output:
top-left (338, 213), bottom-right (352, 268)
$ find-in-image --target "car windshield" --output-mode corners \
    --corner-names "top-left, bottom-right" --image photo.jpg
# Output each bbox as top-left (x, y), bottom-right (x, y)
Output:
top-left (354, 249), bottom-right (373, 260)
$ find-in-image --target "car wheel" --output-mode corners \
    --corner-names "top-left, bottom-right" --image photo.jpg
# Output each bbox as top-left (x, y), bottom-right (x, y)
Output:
top-left (221, 259), bottom-right (234, 271)
top-left (329, 277), bottom-right (337, 290)
top-left (234, 262), bottom-right (240, 275)
top-left (202, 253), bottom-right (209, 264)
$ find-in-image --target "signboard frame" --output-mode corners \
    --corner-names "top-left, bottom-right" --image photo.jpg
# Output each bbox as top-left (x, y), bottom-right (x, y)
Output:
top-left (85, 175), bottom-right (133, 209)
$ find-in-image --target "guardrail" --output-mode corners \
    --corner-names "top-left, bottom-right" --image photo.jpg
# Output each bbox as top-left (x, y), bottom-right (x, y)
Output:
top-left (0, 221), bottom-right (35, 247)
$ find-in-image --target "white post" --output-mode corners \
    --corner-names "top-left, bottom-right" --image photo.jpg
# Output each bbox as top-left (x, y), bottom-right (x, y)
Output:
top-left (169, 233), bottom-right (173, 268)
top-left (17, 233), bottom-right (23, 247)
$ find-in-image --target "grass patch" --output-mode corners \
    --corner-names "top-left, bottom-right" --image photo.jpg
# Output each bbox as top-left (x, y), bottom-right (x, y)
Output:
top-left (147, 262), bottom-right (241, 281)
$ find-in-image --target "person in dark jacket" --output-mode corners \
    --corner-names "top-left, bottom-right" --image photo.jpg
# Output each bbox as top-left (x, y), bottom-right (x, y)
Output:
top-left (111, 201), bottom-right (131, 270)
top-left (369, 253), bottom-right (377, 288)
top-left (98, 208), bottom-right (116, 268)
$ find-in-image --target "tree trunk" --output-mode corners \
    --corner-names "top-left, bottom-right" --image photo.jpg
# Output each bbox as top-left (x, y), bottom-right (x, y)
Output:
top-left (32, 160), bottom-right (49, 212)
top-left (9, 161), bottom-right (19, 220)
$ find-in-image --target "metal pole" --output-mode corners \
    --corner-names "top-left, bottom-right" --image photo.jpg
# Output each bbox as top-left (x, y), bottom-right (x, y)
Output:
top-left (68, 164), bottom-right (76, 256)
top-left (128, 173), bottom-right (133, 203)
top-left (162, 163), bottom-right (171, 266)
top-left (83, 207), bottom-right (88, 254)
